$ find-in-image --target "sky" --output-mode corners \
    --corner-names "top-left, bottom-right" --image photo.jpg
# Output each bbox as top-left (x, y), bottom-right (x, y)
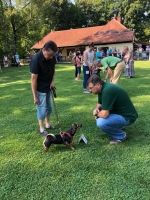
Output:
top-left (11, 0), bottom-right (75, 6)
top-left (70, 0), bottom-right (75, 4)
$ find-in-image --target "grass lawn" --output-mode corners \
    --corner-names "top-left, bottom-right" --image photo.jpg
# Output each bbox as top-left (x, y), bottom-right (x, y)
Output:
top-left (0, 61), bottom-right (150, 200)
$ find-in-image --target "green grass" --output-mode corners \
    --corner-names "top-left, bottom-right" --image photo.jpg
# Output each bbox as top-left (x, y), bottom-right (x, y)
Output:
top-left (0, 61), bottom-right (150, 200)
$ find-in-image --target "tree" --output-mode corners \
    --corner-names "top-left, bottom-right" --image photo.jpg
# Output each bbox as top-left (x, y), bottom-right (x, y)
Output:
top-left (0, 0), bottom-right (11, 55)
top-left (0, 0), bottom-right (149, 58)
top-left (117, 0), bottom-right (150, 41)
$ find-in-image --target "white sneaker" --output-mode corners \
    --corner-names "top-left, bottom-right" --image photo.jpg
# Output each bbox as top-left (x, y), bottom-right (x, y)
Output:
top-left (83, 90), bottom-right (90, 94)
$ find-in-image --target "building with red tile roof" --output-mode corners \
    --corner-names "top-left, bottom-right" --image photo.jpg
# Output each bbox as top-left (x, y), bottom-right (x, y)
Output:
top-left (31, 18), bottom-right (134, 59)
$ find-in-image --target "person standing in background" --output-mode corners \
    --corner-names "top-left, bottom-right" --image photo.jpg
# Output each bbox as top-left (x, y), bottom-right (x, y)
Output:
top-left (75, 52), bottom-right (82, 81)
top-left (123, 47), bottom-right (135, 78)
top-left (82, 43), bottom-right (95, 93)
top-left (72, 50), bottom-right (79, 80)
top-left (15, 52), bottom-right (20, 67)
top-left (138, 46), bottom-right (144, 60)
top-left (3, 55), bottom-right (8, 67)
top-left (95, 48), bottom-right (102, 60)
top-left (146, 46), bottom-right (150, 59)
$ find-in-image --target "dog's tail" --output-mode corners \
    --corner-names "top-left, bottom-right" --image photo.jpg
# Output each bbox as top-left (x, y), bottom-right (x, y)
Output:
top-left (43, 134), bottom-right (56, 152)
top-left (47, 134), bottom-right (56, 138)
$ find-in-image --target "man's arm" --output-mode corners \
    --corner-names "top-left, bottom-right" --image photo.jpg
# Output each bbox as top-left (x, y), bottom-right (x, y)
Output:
top-left (106, 67), bottom-right (113, 82)
top-left (31, 73), bottom-right (39, 104)
top-left (93, 103), bottom-right (102, 116)
top-left (92, 53), bottom-right (95, 68)
top-left (125, 51), bottom-right (130, 64)
top-left (72, 55), bottom-right (76, 63)
top-left (97, 110), bottom-right (109, 118)
top-left (50, 69), bottom-right (55, 88)
top-left (93, 103), bottom-right (109, 119)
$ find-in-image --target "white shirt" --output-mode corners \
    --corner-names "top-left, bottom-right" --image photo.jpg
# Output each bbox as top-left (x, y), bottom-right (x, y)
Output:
top-left (83, 50), bottom-right (94, 67)
top-left (138, 47), bottom-right (143, 52)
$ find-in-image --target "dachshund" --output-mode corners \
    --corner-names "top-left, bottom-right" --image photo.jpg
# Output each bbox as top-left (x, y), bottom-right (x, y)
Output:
top-left (43, 123), bottom-right (82, 152)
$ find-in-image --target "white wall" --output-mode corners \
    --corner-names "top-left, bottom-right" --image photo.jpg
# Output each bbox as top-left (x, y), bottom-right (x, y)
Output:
top-left (60, 42), bottom-right (133, 56)
top-left (92, 42), bottom-right (133, 52)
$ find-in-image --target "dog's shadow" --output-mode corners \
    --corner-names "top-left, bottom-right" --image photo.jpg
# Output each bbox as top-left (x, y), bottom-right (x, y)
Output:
top-left (43, 142), bottom-right (88, 153)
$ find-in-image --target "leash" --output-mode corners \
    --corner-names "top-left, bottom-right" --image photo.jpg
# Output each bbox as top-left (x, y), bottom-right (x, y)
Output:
top-left (50, 87), bottom-right (61, 132)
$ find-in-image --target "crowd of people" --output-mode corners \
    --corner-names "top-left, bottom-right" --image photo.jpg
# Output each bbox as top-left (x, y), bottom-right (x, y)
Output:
top-left (30, 40), bottom-right (138, 145)
top-left (1, 53), bottom-right (20, 68)
top-left (134, 46), bottom-right (150, 60)
top-left (71, 44), bottom-right (137, 94)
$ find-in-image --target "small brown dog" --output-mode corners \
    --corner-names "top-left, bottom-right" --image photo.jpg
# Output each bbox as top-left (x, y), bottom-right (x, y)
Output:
top-left (43, 123), bottom-right (82, 152)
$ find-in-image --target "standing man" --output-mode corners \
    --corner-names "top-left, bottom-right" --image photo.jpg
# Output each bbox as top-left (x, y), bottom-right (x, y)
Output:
top-left (146, 46), bottom-right (150, 59)
top-left (95, 48), bottom-right (102, 60)
top-left (100, 56), bottom-right (125, 84)
top-left (15, 52), bottom-right (20, 67)
top-left (87, 75), bottom-right (138, 144)
top-left (82, 42), bottom-right (95, 93)
top-left (30, 40), bottom-right (58, 136)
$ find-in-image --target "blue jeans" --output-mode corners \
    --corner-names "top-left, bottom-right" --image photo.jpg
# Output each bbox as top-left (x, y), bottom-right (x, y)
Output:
top-left (83, 65), bottom-right (90, 89)
top-left (96, 114), bottom-right (131, 140)
top-left (36, 91), bottom-right (52, 120)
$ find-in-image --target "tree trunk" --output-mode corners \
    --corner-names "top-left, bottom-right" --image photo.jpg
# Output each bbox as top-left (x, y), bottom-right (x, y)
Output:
top-left (0, 0), bottom-right (11, 54)
top-left (11, 16), bottom-right (17, 54)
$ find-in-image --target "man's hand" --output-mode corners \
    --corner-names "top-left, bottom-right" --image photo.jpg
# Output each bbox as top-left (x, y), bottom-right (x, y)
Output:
top-left (51, 87), bottom-right (56, 98)
top-left (34, 96), bottom-right (39, 104)
top-left (110, 77), bottom-right (113, 82)
top-left (93, 108), bottom-right (100, 116)
top-left (50, 81), bottom-right (54, 88)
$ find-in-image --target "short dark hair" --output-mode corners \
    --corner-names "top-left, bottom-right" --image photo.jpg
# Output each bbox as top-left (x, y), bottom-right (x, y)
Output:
top-left (76, 52), bottom-right (80, 56)
top-left (89, 42), bottom-right (94, 48)
top-left (87, 75), bottom-right (103, 86)
top-left (43, 40), bottom-right (58, 53)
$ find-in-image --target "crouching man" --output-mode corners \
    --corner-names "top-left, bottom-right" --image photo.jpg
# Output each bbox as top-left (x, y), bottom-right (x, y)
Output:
top-left (87, 75), bottom-right (138, 144)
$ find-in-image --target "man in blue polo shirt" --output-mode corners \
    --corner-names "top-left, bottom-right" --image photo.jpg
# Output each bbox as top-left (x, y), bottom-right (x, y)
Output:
top-left (87, 75), bottom-right (138, 144)
top-left (30, 40), bottom-right (58, 136)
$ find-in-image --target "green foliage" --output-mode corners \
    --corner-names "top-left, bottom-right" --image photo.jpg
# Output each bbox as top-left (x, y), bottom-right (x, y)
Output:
top-left (0, 0), bottom-right (149, 58)
top-left (0, 61), bottom-right (150, 199)
top-left (118, 0), bottom-right (150, 41)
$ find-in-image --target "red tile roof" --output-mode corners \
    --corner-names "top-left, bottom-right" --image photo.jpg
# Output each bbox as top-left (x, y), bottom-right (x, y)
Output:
top-left (31, 18), bottom-right (133, 49)
top-left (93, 19), bottom-right (133, 44)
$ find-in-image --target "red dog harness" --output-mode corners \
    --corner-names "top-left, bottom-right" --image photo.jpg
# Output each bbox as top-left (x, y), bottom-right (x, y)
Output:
top-left (60, 132), bottom-right (73, 143)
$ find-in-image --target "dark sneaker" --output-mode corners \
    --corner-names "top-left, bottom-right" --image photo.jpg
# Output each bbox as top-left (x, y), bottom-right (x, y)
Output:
top-left (39, 130), bottom-right (48, 136)
top-left (45, 125), bottom-right (55, 130)
top-left (110, 136), bottom-right (127, 145)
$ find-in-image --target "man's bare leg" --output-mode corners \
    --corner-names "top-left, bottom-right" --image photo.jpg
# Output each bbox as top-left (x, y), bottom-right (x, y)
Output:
top-left (38, 119), bottom-right (45, 132)
top-left (45, 115), bottom-right (50, 128)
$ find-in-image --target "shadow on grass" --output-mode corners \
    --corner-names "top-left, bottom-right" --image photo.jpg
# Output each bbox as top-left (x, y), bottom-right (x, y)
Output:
top-left (0, 62), bottom-right (150, 199)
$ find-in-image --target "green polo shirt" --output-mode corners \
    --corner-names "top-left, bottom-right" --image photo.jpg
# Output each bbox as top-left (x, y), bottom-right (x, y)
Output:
top-left (101, 56), bottom-right (121, 70)
top-left (98, 82), bottom-right (138, 123)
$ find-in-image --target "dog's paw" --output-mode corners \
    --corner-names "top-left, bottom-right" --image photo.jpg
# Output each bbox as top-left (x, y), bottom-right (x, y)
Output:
top-left (43, 147), bottom-right (48, 152)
